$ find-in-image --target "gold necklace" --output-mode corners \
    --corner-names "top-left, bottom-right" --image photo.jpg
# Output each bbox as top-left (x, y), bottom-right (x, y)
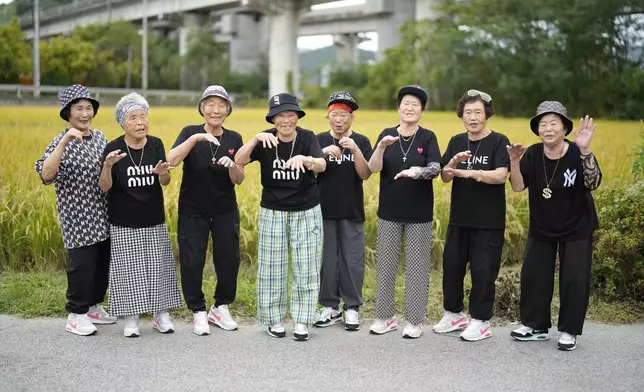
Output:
top-left (542, 142), bottom-right (565, 199)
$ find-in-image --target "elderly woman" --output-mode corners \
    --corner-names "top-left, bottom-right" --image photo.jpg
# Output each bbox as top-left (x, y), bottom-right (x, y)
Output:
top-left (313, 91), bottom-right (372, 331)
top-left (507, 101), bottom-right (601, 351)
top-left (432, 90), bottom-right (510, 341)
top-left (367, 85), bottom-right (441, 339)
top-left (167, 86), bottom-right (244, 336)
top-left (35, 84), bottom-right (117, 336)
top-left (98, 92), bottom-right (182, 338)
top-left (235, 93), bottom-right (326, 341)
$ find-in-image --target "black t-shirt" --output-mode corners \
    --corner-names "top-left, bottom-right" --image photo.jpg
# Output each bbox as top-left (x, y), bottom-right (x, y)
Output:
top-left (519, 141), bottom-right (599, 241)
top-left (172, 125), bottom-right (243, 217)
top-left (250, 127), bottom-right (324, 212)
top-left (441, 131), bottom-right (510, 229)
top-left (316, 131), bottom-right (373, 221)
top-left (376, 126), bottom-right (441, 223)
top-left (102, 135), bottom-right (166, 228)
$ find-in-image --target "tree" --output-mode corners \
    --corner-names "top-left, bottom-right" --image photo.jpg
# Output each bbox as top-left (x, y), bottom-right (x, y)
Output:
top-left (0, 17), bottom-right (31, 83)
top-left (182, 28), bottom-right (229, 90)
top-left (39, 35), bottom-right (97, 85)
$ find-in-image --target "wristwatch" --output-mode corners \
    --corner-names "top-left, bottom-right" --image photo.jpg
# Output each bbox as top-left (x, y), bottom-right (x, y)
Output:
top-left (476, 170), bottom-right (483, 182)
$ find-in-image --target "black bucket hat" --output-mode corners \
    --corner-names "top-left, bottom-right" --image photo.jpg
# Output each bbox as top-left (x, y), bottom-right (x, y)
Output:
top-left (530, 101), bottom-right (573, 136)
top-left (58, 84), bottom-right (100, 121)
top-left (327, 91), bottom-right (359, 111)
top-left (397, 84), bottom-right (428, 107)
top-left (265, 93), bottom-right (306, 124)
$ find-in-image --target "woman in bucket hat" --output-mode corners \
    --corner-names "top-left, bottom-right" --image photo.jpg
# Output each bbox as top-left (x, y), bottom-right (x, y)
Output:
top-left (313, 91), bottom-right (372, 331)
top-left (507, 101), bottom-right (602, 351)
top-left (432, 90), bottom-right (510, 341)
top-left (367, 84), bottom-right (442, 339)
top-left (98, 92), bottom-right (182, 338)
top-left (166, 85), bottom-right (245, 336)
top-left (34, 84), bottom-right (117, 336)
top-left (235, 93), bottom-right (327, 341)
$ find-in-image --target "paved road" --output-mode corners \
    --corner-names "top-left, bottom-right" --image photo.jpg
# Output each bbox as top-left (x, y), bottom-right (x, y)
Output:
top-left (0, 315), bottom-right (642, 392)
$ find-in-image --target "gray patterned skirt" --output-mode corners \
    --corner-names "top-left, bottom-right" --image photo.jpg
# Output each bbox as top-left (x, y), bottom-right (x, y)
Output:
top-left (108, 223), bottom-right (182, 317)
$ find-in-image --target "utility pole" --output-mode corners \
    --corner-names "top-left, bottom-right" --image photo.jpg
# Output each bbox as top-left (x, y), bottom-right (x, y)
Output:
top-left (142, 0), bottom-right (148, 98)
top-left (33, 0), bottom-right (40, 98)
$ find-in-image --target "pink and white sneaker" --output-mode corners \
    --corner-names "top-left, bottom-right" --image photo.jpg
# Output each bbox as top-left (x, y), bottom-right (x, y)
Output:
top-left (432, 311), bottom-right (469, 334)
top-left (65, 313), bottom-right (97, 336)
top-left (460, 319), bottom-right (492, 342)
top-left (369, 316), bottom-right (398, 335)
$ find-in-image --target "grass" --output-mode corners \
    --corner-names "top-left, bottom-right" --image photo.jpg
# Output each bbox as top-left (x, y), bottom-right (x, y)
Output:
top-left (0, 106), bottom-right (641, 322)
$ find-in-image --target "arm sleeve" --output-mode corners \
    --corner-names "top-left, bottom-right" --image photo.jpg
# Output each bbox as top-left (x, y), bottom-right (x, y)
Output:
top-left (34, 133), bottom-right (66, 185)
top-left (581, 152), bottom-right (602, 190)
top-left (413, 132), bottom-right (442, 180)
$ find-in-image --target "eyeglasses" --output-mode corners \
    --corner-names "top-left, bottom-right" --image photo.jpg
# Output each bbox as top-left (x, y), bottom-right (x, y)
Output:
top-left (467, 89), bottom-right (492, 102)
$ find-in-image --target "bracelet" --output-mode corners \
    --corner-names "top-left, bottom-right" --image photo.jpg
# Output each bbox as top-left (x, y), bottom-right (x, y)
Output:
top-left (476, 170), bottom-right (483, 182)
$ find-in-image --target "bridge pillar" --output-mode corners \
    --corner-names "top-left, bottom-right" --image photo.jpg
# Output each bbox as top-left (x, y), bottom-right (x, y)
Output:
top-left (269, 0), bottom-right (305, 97)
top-left (376, 0), bottom-right (415, 61)
top-left (333, 33), bottom-right (364, 65)
top-left (179, 13), bottom-right (202, 90)
top-left (415, 0), bottom-right (438, 20)
top-left (229, 12), bottom-right (268, 74)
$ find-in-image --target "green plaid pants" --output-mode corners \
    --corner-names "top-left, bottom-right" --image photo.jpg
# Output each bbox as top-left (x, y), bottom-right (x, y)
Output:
top-left (257, 205), bottom-right (323, 325)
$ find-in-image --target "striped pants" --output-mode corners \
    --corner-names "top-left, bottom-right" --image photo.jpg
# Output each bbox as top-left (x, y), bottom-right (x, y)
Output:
top-left (375, 218), bottom-right (433, 325)
top-left (257, 205), bottom-right (323, 325)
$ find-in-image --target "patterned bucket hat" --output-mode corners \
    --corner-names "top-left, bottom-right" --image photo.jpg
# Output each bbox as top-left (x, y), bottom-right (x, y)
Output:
top-left (327, 91), bottom-right (359, 111)
top-left (198, 85), bottom-right (232, 116)
top-left (58, 84), bottom-right (100, 121)
top-left (530, 101), bottom-right (573, 136)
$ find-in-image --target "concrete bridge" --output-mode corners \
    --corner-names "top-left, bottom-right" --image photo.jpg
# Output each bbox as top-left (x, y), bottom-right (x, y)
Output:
top-left (19, 0), bottom-right (438, 95)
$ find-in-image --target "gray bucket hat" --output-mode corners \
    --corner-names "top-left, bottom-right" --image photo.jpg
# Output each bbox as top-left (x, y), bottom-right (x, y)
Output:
top-left (530, 101), bottom-right (573, 136)
top-left (58, 84), bottom-right (100, 121)
top-left (327, 91), bottom-right (359, 111)
top-left (198, 85), bottom-right (232, 116)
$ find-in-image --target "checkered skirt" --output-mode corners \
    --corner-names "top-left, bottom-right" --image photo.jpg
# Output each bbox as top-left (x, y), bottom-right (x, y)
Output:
top-left (108, 224), bottom-right (182, 317)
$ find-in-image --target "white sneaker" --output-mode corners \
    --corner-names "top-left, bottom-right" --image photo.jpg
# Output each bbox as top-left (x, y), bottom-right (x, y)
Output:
top-left (558, 332), bottom-right (578, 351)
top-left (87, 304), bottom-right (117, 325)
top-left (208, 305), bottom-right (238, 331)
top-left (267, 322), bottom-right (286, 338)
top-left (65, 313), bottom-right (98, 336)
top-left (344, 309), bottom-right (360, 331)
top-left (314, 307), bottom-right (343, 328)
top-left (369, 316), bottom-right (397, 335)
top-left (123, 315), bottom-right (140, 338)
top-left (432, 311), bottom-right (469, 334)
top-left (193, 311), bottom-right (211, 336)
top-left (460, 319), bottom-right (492, 341)
top-left (402, 323), bottom-right (423, 339)
top-left (510, 324), bottom-right (549, 341)
top-left (293, 323), bottom-right (309, 341)
top-left (153, 311), bottom-right (174, 334)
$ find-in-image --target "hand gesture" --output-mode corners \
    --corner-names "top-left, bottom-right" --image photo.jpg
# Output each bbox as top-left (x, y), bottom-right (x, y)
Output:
top-left (104, 149), bottom-right (127, 168)
top-left (506, 143), bottom-right (526, 161)
top-left (394, 167), bottom-right (420, 180)
top-left (194, 133), bottom-right (220, 146)
top-left (64, 128), bottom-right (84, 145)
top-left (152, 160), bottom-right (171, 176)
top-left (574, 115), bottom-right (596, 152)
top-left (339, 136), bottom-right (357, 152)
top-left (323, 145), bottom-right (342, 158)
top-left (254, 132), bottom-right (279, 149)
top-left (217, 156), bottom-right (236, 168)
top-left (449, 151), bottom-right (472, 167)
top-left (284, 155), bottom-right (308, 173)
top-left (378, 135), bottom-right (399, 148)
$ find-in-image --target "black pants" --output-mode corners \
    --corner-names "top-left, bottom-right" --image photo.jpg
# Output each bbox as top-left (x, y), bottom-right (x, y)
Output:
top-left (442, 226), bottom-right (504, 321)
top-left (178, 211), bottom-right (240, 312)
top-left (520, 235), bottom-right (592, 336)
top-left (65, 239), bottom-right (110, 314)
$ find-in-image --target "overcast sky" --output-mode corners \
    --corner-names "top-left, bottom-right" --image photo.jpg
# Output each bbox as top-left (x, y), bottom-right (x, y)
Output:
top-left (1, 0), bottom-right (379, 51)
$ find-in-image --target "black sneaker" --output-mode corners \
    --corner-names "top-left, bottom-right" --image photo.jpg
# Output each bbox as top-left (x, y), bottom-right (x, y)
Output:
top-left (313, 307), bottom-right (343, 328)
top-left (267, 323), bottom-right (286, 338)
top-left (557, 332), bottom-right (578, 351)
top-left (510, 325), bottom-right (549, 341)
top-left (293, 323), bottom-right (309, 341)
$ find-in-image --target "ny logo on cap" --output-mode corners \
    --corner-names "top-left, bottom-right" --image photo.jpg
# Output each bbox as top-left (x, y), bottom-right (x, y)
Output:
top-left (273, 96), bottom-right (280, 106)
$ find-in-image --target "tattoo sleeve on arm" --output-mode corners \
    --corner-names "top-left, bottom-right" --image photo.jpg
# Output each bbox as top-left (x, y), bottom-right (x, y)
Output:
top-left (413, 162), bottom-right (442, 180)
top-left (581, 153), bottom-right (601, 190)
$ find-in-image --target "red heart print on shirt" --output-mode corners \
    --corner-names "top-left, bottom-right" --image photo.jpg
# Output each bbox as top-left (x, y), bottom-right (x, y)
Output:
top-left (417, 147), bottom-right (424, 154)
top-left (228, 149), bottom-right (235, 155)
